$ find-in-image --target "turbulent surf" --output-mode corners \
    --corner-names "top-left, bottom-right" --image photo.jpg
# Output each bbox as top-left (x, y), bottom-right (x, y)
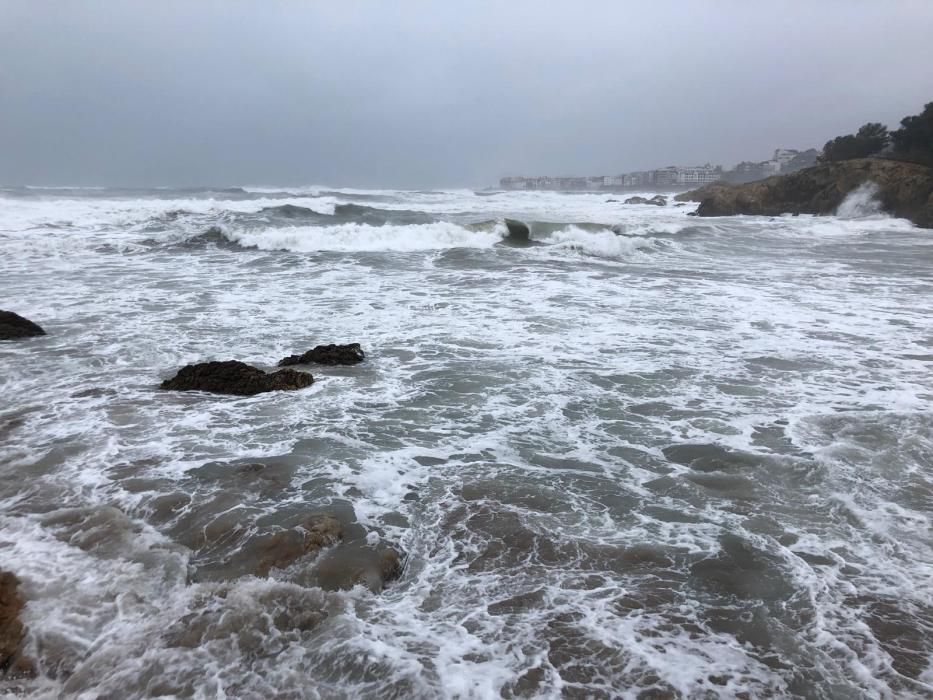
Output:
top-left (1, 186), bottom-right (932, 698)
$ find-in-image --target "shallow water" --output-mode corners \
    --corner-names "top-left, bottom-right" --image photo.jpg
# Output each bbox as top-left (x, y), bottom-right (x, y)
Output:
top-left (1, 186), bottom-right (932, 698)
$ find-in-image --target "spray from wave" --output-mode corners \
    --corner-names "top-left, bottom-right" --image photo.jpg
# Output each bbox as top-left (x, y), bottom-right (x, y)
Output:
top-left (836, 182), bottom-right (884, 219)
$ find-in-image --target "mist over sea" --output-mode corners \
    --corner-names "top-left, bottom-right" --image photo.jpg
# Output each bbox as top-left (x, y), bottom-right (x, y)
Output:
top-left (2, 185), bottom-right (932, 698)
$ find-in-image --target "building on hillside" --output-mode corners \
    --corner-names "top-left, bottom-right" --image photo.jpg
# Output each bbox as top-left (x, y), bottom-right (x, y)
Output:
top-left (623, 171), bottom-right (654, 187)
top-left (652, 166), bottom-right (680, 187)
top-left (604, 175), bottom-right (624, 187)
top-left (772, 149), bottom-right (800, 166)
top-left (676, 164), bottom-right (723, 185)
top-left (782, 148), bottom-right (819, 173)
top-left (727, 159), bottom-right (780, 183)
top-left (499, 176), bottom-right (527, 190)
top-left (760, 160), bottom-right (781, 177)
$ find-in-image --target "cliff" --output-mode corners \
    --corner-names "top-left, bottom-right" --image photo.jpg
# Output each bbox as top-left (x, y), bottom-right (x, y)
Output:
top-left (675, 159), bottom-right (933, 228)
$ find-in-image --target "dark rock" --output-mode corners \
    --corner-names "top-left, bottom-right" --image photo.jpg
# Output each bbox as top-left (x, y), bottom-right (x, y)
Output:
top-left (5, 654), bottom-right (36, 680)
top-left (160, 360), bottom-right (313, 396)
top-left (255, 513), bottom-right (343, 577)
top-left (0, 571), bottom-right (26, 673)
top-left (278, 343), bottom-right (364, 367)
top-left (675, 158), bottom-right (933, 228)
top-left (0, 311), bottom-right (45, 340)
top-left (623, 195), bottom-right (665, 206)
top-left (605, 198), bottom-right (619, 203)
top-left (504, 218), bottom-right (530, 244)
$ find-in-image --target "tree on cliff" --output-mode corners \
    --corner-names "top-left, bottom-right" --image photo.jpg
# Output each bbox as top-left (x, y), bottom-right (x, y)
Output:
top-left (891, 102), bottom-right (933, 166)
top-left (821, 123), bottom-right (890, 162)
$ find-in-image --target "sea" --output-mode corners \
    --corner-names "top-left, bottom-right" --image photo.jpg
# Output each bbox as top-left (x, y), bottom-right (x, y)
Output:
top-left (1, 185), bottom-right (931, 699)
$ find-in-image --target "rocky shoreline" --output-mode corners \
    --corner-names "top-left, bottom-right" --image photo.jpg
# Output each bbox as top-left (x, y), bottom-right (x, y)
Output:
top-left (675, 158), bottom-right (933, 228)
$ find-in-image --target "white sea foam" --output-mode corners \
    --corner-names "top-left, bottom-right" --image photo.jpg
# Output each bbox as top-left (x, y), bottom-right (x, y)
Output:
top-left (543, 224), bottom-right (659, 258)
top-left (224, 221), bottom-right (506, 252)
top-left (2, 186), bottom-right (932, 697)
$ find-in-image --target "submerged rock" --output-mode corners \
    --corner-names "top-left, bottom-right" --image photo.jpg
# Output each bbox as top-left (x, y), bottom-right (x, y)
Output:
top-left (504, 218), bottom-right (531, 244)
top-left (278, 343), bottom-right (365, 367)
top-left (203, 508), bottom-right (404, 592)
top-left (675, 158), bottom-right (933, 228)
top-left (0, 311), bottom-right (46, 340)
top-left (255, 513), bottom-right (343, 577)
top-left (160, 360), bottom-right (313, 396)
top-left (309, 542), bottom-right (404, 593)
top-left (0, 571), bottom-right (27, 674)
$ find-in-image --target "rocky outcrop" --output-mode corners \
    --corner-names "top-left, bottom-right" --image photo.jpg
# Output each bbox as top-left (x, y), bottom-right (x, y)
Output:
top-left (624, 195), bottom-right (667, 206)
top-left (278, 343), bottom-right (364, 367)
top-left (0, 311), bottom-right (45, 340)
top-left (504, 218), bottom-right (531, 244)
top-left (0, 571), bottom-right (26, 674)
top-left (676, 158), bottom-right (933, 228)
top-left (160, 360), bottom-right (313, 396)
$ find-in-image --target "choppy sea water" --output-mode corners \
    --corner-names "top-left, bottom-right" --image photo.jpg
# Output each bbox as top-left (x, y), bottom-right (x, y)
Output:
top-left (1, 185), bottom-right (932, 699)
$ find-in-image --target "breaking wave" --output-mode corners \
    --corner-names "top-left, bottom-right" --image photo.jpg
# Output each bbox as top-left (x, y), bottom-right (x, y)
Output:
top-left (544, 225), bottom-right (660, 258)
top-left (223, 221), bottom-right (507, 252)
top-left (173, 220), bottom-right (669, 257)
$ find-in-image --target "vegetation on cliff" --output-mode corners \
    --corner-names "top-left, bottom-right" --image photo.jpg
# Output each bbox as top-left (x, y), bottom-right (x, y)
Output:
top-left (891, 102), bottom-right (933, 167)
top-left (821, 102), bottom-right (933, 166)
top-left (822, 123), bottom-right (889, 162)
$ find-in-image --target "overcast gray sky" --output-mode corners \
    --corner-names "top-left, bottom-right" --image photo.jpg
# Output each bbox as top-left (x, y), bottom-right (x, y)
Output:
top-left (2, 1), bottom-right (932, 188)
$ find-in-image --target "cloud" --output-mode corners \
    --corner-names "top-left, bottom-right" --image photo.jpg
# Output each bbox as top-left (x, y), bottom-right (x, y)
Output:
top-left (1, 1), bottom-right (932, 187)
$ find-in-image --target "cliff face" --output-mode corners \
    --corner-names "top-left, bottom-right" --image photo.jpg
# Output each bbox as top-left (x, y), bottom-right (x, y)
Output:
top-left (675, 159), bottom-right (933, 228)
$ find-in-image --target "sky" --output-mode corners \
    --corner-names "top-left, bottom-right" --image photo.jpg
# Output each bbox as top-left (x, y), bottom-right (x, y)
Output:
top-left (1, 1), bottom-right (932, 188)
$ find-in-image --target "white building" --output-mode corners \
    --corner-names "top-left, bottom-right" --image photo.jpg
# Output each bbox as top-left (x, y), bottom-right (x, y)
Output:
top-left (760, 160), bottom-right (781, 176)
top-left (676, 164), bottom-right (723, 185)
top-left (772, 149), bottom-right (800, 166)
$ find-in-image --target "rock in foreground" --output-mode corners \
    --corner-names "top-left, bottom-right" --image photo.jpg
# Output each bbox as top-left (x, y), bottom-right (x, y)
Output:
top-left (0, 311), bottom-right (46, 340)
top-left (309, 542), bottom-right (404, 593)
top-left (255, 513), bottom-right (344, 577)
top-left (161, 360), bottom-right (313, 396)
top-left (676, 158), bottom-right (933, 228)
top-left (0, 571), bottom-right (26, 672)
top-left (278, 343), bottom-right (365, 367)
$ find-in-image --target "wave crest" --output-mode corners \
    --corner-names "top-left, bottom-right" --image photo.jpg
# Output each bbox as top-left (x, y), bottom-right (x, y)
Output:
top-left (223, 221), bottom-right (506, 252)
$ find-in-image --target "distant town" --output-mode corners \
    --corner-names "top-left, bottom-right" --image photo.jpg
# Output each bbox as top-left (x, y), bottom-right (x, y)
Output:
top-left (499, 147), bottom-right (820, 191)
